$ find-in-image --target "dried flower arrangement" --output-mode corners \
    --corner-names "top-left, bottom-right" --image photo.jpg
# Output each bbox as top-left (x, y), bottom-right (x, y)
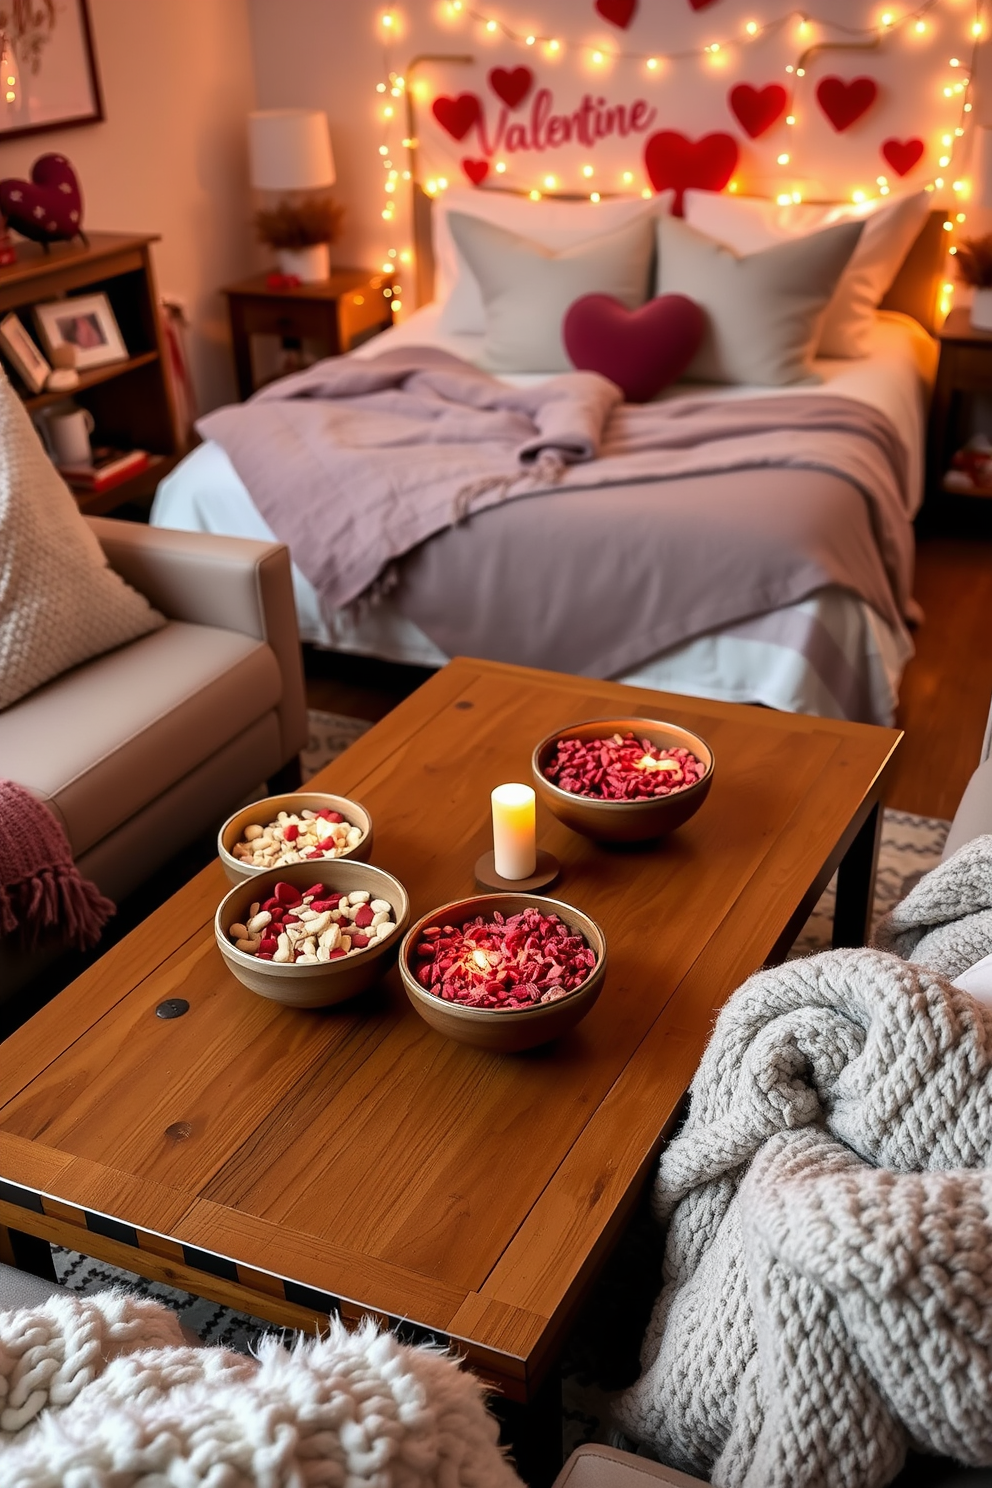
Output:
top-left (253, 195), bottom-right (344, 250)
top-left (954, 234), bottom-right (992, 289)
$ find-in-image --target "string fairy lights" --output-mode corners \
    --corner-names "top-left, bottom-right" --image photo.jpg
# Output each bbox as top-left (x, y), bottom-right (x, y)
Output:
top-left (374, 0), bottom-right (987, 316)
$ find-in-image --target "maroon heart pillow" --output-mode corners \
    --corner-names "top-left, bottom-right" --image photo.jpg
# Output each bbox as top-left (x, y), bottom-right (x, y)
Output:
top-left (0, 154), bottom-right (83, 242)
top-left (563, 293), bottom-right (706, 403)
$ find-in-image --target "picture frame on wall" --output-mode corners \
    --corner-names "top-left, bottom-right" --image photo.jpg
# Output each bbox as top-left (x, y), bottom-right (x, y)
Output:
top-left (34, 293), bottom-right (127, 370)
top-left (0, 0), bottom-right (103, 142)
top-left (0, 311), bottom-right (51, 393)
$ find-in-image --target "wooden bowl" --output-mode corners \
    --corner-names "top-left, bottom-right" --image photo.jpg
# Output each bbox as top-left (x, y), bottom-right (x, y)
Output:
top-left (532, 717), bottom-right (714, 844)
top-left (218, 791), bottom-right (373, 885)
top-left (398, 893), bottom-right (607, 1053)
top-left (215, 859), bottom-right (408, 1009)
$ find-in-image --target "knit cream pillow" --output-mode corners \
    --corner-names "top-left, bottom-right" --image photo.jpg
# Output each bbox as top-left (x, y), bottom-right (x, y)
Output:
top-left (0, 368), bottom-right (164, 712)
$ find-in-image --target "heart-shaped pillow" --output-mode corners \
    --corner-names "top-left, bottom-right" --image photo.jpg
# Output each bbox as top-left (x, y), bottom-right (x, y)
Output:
top-left (563, 293), bottom-right (706, 403)
top-left (0, 154), bottom-right (83, 242)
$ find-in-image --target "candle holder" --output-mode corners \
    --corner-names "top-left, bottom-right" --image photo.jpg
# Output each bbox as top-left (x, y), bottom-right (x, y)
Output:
top-left (474, 848), bottom-right (560, 893)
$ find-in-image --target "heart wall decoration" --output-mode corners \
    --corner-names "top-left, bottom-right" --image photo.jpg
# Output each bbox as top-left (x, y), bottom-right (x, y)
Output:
top-left (432, 93), bottom-right (482, 141)
top-left (594, 0), bottom-right (638, 27)
top-left (0, 154), bottom-right (84, 243)
top-left (729, 84), bottom-right (788, 139)
top-left (881, 137), bottom-right (924, 176)
top-left (461, 158), bottom-right (490, 185)
top-left (644, 131), bottom-right (739, 215)
top-left (564, 292), bottom-right (706, 402)
top-left (815, 76), bottom-right (878, 132)
top-left (488, 66), bottom-right (533, 109)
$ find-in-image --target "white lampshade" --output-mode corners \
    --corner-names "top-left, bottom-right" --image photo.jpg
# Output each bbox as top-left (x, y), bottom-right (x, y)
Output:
top-left (248, 109), bottom-right (336, 191)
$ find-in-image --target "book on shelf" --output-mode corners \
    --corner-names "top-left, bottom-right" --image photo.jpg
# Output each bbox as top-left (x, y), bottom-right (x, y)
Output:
top-left (58, 446), bottom-right (151, 491)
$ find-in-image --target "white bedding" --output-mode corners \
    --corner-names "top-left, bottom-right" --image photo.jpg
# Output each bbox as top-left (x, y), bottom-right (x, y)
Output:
top-left (151, 305), bottom-right (935, 725)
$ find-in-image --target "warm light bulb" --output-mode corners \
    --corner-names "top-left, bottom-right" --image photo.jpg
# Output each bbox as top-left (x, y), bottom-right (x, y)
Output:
top-left (592, 49), bottom-right (604, 63)
top-left (388, 248), bottom-right (398, 258)
top-left (877, 175), bottom-right (888, 186)
top-left (529, 188), bottom-right (541, 200)
top-left (392, 300), bottom-right (402, 312)
top-left (708, 41), bottom-right (720, 52)
top-left (543, 174), bottom-right (557, 189)
top-left (953, 180), bottom-right (966, 192)
top-left (582, 163), bottom-right (594, 177)
top-left (590, 191), bottom-right (601, 202)
top-left (957, 210), bottom-right (967, 220)
top-left (950, 58), bottom-right (961, 66)
top-left (973, 20), bottom-right (983, 35)
top-left (935, 176), bottom-right (945, 187)
top-left (381, 11), bottom-right (394, 27)
top-left (852, 189), bottom-right (867, 203)
top-left (525, 34), bottom-right (535, 44)
top-left (940, 155), bottom-right (951, 166)
top-left (547, 38), bottom-right (560, 52)
top-left (942, 134), bottom-right (953, 145)
top-left (384, 105), bottom-right (394, 117)
top-left (729, 179), bottom-right (739, 192)
top-left (944, 86), bottom-right (954, 96)
top-left (777, 192), bottom-right (792, 204)
top-left (399, 249), bottom-right (412, 263)
top-left (622, 170), bottom-right (634, 184)
top-left (746, 19), bottom-right (758, 33)
top-left (965, 103), bottom-right (974, 111)
top-left (785, 64), bottom-right (795, 73)
top-left (786, 114), bottom-right (796, 124)
top-left (881, 11), bottom-right (894, 25)
top-left (949, 244), bottom-right (958, 253)
top-left (880, 184), bottom-right (891, 194)
top-left (495, 160), bottom-right (507, 172)
top-left (798, 19), bottom-right (811, 36)
top-left (379, 144), bottom-right (389, 154)
top-left (777, 152), bottom-right (790, 164)
top-left (485, 18), bottom-right (497, 31)
top-left (915, 20), bottom-right (926, 33)
top-left (943, 219), bottom-right (954, 230)
top-left (647, 56), bottom-right (658, 69)
top-left (376, 82), bottom-right (387, 92)
top-left (382, 261), bottom-right (392, 272)
top-left (641, 186), bottom-right (652, 198)
top-left (956, 127), bottom-right (965, 135)
top-left (4, 89), bottom-right (13, 102)
top-left (792, 190), bottom-right (802, 202)
top-left (796, 66), bottom-right (805, 76)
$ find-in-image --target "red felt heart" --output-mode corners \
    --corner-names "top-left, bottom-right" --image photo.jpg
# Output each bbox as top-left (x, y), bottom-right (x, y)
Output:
top-left (643, 131), bottom-right (739, 215)
top-left (816, 76), bottom-right (878, 132)
top-left (488, 66), bottom-right (533, 108)
top-left (564, 293), bottom-right (706, 402)
top-left (0, 153), bottom-right (83, 243)
top-left (595, 0), bottom-right (637, 26)
top-left (461, 158), bottom-right (490, 185)
top-left (729, 83), bottom-right (788, 139)
top-left (432, 93), bottom-right (482, 141)
top-left (881, 137), bottom-right (924, 177)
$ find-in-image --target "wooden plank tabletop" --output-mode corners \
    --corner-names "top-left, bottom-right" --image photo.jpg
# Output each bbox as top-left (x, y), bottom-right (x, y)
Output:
top-left (0, 659), bottom-right (900, 1397)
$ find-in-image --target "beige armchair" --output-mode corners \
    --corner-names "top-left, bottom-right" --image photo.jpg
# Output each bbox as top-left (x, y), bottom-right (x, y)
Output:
top-left (0, 518), bottom-right (308, 998)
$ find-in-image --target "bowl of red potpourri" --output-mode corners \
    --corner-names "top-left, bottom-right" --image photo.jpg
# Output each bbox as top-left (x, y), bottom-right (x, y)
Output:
top-left (532, 717), bottom-right (714, 843)
top-left (399, 894), bottom-right (607, 1053)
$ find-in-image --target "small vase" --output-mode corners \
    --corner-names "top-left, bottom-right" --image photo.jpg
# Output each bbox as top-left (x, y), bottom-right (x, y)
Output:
top-left (276, 243), bottom-right (330, 283)
top-left (971, 287), bottom-right (992, 330)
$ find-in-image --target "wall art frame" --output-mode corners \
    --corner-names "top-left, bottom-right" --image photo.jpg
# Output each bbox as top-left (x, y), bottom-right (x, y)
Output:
top-left (33, 291), bottom-right (127, 370)
top-left (0, 0), bottom-right (104, 142)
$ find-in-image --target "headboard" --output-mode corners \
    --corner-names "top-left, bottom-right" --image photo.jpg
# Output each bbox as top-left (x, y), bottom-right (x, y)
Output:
top-left (412, 189), bottom-right (947, 337)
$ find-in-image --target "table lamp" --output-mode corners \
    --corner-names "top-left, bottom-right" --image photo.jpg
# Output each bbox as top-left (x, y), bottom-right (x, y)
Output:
top-left (248, 109), bottom-right (338, 282)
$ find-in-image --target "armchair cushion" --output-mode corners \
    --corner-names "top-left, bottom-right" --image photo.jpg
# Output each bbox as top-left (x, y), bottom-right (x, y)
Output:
top-left (0, 621), bottom-right (281, 858)
top-left (0, 368), bottom-right (164, 713)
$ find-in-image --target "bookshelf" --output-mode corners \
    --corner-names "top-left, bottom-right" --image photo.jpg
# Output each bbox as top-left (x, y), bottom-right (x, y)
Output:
top-left (0, 232), bottom-right (186, 514)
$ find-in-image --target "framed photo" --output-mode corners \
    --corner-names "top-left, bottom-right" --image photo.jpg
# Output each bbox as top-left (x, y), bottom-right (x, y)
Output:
top-left (34, 292), bottom-right (127, 370)
top-left (0, 311), bottom-right (51, 393)
top-left (0, 0), bottom-right (103, 141)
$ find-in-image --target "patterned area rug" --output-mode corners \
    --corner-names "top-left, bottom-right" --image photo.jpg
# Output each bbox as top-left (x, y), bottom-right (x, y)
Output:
top-left (51, 712), bottom-right (951, 1443)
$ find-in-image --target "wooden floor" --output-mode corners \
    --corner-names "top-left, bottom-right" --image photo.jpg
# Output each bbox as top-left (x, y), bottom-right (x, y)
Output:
top-left (306, 498), bottom-right (992, 825)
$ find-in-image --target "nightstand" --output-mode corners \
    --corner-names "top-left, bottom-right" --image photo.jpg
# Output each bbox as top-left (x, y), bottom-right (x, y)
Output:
top-left (222, 267), bottom-right (394, 400)
top-left (928, 305), bottom-right (992, 499)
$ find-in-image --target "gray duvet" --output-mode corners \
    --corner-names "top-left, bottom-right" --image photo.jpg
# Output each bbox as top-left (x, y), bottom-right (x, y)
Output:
top-left (197, 347), bottom-right (917, 680)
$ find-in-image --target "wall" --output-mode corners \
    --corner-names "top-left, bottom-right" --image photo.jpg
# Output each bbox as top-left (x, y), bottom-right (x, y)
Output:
top-left (247, 0), bottom-right (988, 314)
top-left (0, 0), bottom-right (261, 414)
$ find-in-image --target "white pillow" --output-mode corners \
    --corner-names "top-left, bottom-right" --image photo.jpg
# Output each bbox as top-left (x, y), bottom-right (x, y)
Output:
top-left (656, 215), bottom-right (864, 386)
top-left (683, 189), bottom-right (930, 358)
top-left (447, 210), bottom-right (656, 373)
top-left (434, 187), bottom-right (671, 334)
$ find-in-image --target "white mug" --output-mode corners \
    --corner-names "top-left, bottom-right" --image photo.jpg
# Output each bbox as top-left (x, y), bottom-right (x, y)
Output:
top-left (43, 406), bottom-right (94, 466)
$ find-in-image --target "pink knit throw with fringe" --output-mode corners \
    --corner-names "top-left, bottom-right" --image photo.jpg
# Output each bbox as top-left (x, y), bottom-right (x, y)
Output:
top-left (0, 780), bottom-right (114, 949)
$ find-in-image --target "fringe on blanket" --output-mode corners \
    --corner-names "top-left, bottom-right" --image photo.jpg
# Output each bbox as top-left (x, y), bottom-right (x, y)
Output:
top-left (0, 780), bottom-right (114, 950)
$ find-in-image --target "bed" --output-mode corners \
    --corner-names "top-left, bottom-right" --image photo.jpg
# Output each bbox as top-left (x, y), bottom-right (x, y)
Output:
top-left (151, 191), bottom-right (943, 726)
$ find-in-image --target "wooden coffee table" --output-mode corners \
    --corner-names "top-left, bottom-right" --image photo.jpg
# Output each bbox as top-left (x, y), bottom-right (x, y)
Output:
top-left (0, 660), bottom-right (899, 1469)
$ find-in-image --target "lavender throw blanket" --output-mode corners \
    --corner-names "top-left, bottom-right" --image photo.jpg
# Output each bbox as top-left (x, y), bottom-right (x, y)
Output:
top-left (198, 347), bottom-right (916, 639)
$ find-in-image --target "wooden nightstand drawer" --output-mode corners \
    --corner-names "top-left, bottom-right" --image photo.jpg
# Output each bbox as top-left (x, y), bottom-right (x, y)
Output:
top-left (338, 279), bottom-right (391, 344)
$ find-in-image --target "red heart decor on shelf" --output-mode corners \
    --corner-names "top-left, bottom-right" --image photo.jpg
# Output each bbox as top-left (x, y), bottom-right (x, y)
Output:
top-left (595, 0), bottom-right (638, 27)
top-left (815, 76), bottom-right (878, 132)
top-left (432, 93), bottom-right (482, 141)
top-left (881, 137), bottom-right (925, 176)
top-left (644, 131), bottom-right (739, 215)
top-left (687, 0), bottom-right (721, 10)
top-left (488, 66), bottom-right (533, 109)
top-left (461, 158), bottom-right (490, 185)
top-left (0, 153), bottom-right (83, 243)
top-left (729, 83), bottom-right (788, 139)
top-left (564, 293), bottom-right (706, 402)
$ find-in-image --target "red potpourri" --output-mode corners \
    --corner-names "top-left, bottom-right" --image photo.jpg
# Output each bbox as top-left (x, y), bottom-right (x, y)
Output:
top-left (413, 906), bottom-right (597, 1010)
top-left (543, 732), bottom-right (705, 801)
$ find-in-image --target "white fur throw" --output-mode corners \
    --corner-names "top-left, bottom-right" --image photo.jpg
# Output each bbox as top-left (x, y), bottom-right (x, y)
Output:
top-left (0, 1289), bottom-right (523, 1487)
top-left (614, 837), bottom-right (992, 1488)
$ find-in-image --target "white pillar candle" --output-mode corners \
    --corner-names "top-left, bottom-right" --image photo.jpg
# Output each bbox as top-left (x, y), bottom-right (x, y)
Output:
top-left (491, 783), bottom-right (537, 880)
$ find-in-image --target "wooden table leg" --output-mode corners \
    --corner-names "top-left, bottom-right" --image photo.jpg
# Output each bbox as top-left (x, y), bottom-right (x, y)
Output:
top-left (832, 801), bottom-right (883, 949)
top-left (0, 1223), bottom-right (58, 1283)
top-left (494, 1365), bottom-right (563, 1488)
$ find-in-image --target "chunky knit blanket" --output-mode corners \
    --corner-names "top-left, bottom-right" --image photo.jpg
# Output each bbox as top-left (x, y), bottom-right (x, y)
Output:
top-left (0, 779), bottom-right (114, 949)
top-left (614, 835), bottom-right (992, 1488)
top-left (0, 1290), bottom-right (522, 1487)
